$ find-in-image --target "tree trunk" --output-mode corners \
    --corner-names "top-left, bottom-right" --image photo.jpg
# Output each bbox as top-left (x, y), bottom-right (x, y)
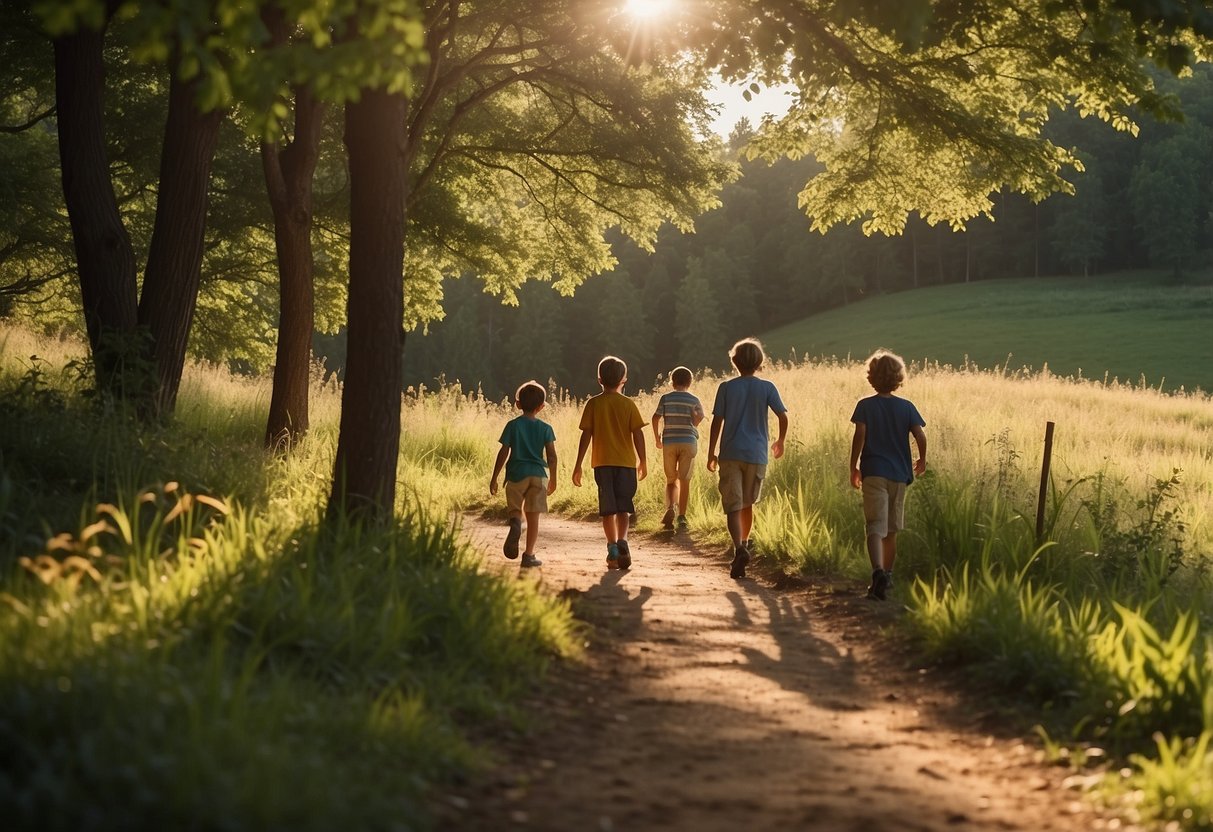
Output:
top-left (53, 25), bottom-right (139, 393)
top-left (262, 86), bottom-right (325, 449)
top-left (328, 88), bottom-right (409, 519)
top-left (136, 70), bottom-right (224, 417)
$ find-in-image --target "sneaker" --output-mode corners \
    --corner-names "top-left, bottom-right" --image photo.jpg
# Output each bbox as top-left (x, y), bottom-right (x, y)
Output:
top-left (520, 553), bottom-right (543, 568)
top-left (617, 539), bottom-right (632, 570)
top-left (503, 517), bottom-right (522, 559)
top-left (729, 544), bottom-right (749, 579)
top-left (884, 570), bottom-right (894, 592)
top-left (676, 515), bottom-right (688, 531)
top-left (661, 506), bottom-right (676, 530)
top-left (867, 568), bottom-right (888, 601)
top-left (606, 542), bottom-right (620, 570)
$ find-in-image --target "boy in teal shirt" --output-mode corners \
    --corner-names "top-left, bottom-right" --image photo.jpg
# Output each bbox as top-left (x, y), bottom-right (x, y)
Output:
top-left (490, 380), bottom-right (558, 568)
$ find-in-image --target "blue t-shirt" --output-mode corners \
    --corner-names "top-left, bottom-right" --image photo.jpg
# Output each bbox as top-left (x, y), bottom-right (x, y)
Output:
top-left (851, 394), bottom-right (926, 484)
top-left (499, 415), bottom-right (556, 482)
top-left (712, 376), bottom-right (787, 465)
top-left (653, 390), bottom-right (703, 445)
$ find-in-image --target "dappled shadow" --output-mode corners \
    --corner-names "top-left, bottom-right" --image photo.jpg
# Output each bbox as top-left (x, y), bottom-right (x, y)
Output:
top-left (580, 569), bottom-right (654, 640)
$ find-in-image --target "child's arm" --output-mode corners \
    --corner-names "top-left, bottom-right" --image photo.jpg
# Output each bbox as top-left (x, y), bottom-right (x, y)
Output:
top-left (849, 423), bottom-right (865, 489)
top-left (489, 445), bottom-right (510, 494)
top-left (572, 429), bottom-right (592, 487)
top-left (772, 411), bottom-right (788, 459)
top-left (632, 427), bottom-right (647, 481)
top-left (651, 413), bottom-right (663, 449)
top-left (692, 401), bottom-right (705, 426)
top-left (545, 441), bottom-right (559, 495)
top-left (706, 415), bottom-right (723, 472)
top-left (912, 424), bottom-right (927, 476)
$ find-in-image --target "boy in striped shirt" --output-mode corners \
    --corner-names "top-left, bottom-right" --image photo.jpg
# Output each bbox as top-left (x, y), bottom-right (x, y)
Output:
top-left (651, 366), bottom-right (705, 531)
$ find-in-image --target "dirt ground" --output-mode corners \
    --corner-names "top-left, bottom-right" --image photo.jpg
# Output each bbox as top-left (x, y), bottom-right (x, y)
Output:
top-left (438, 514), bottom-right (1131, 832)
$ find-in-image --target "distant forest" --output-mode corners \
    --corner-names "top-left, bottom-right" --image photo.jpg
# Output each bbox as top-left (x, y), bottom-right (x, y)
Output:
top-left (386, 65), bottom-right (1213, 399)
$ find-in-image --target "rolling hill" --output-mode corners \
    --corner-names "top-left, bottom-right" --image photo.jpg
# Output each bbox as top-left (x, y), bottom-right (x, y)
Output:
top-left (759, 272), bottom-right (1213, 393)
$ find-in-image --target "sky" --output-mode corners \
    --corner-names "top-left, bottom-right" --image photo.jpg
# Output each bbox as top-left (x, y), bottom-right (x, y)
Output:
top-left (704, 78), bottom-right (795, 138)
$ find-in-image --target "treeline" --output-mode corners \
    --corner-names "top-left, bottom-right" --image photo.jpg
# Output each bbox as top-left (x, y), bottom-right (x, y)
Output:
top-left (391, 65), bottom-right (1213, 400)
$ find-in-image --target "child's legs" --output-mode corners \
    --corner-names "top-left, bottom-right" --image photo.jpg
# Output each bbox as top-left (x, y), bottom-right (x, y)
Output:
top-left (676, 476), bottom-right (691, 515)
top-left (525, 511), bottom-right (541, 553)
top-left (881, 533), bottom-right (897, 571)
top-left (865, 532), bottom-right (884, 572)
top-left (719, 460), bottom-right (762, 546)
top-left (862, 477), bottom-right (903, 571)
top-left (718, 460), bottom-right (744, 544)
top-left (662, 445), bottom-right (680, 508)
top-left (594, 466), bottom-right (637, 542)
top-left (739, 504), bottom-right (754, 542)
top-left (882, 482), bottom-right (907, 571)
top-left (615, 511), bottom-right (631, 541)
top-left (665, 481), bottom-right (679, 510)
top-left (726, 509), bottom-right (745, 548)
top-left (504, 479), bottom-right (526, 522)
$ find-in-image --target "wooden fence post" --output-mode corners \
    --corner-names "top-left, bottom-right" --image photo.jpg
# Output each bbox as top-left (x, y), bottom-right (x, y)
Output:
top-left (1035, 421), bottom-right (1056, 544)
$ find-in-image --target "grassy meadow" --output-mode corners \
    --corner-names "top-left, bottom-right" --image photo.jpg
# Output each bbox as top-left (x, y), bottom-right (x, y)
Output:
top-left (0, 326), bottom-right (580, 832)
top-left (760, 272), bottom-right (1213, 394)
top-left (5, 317), bottom-right (1213, 829)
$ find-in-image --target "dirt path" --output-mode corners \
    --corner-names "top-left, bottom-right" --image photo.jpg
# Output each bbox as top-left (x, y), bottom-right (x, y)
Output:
top-left (440, 515), bottom-right (1126, 832)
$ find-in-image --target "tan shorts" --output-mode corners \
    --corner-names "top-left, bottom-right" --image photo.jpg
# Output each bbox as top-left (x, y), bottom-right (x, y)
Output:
top-left (662, 443), bottom-right (697, 483)
top-left (718, 460), bottom-right (765, 514)
top-left (862, 476), bottom-right (907, 537)
top-left (505, 476), bottom-right (548, 514)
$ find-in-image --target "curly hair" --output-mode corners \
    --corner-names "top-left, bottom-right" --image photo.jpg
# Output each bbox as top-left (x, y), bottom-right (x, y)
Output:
top-left (866, 349), bottom-right (906, 394)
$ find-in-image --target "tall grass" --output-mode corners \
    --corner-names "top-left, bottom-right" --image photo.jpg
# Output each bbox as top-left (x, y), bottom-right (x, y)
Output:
top-left (8, 321), bottom-right (1213, 828)
top-left (0, 327), bottom-right (578, 831)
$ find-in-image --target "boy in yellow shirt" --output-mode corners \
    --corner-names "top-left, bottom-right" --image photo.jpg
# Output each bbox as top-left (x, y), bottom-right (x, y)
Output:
top-left (572, 356), bottom-right (648, 570)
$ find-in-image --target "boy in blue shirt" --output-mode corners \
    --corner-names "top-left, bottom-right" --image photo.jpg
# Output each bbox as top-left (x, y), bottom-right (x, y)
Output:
top-left (652, 366), bottom-right (704, 531)
top-left (849, 349), bottom-right (927, 600)
top-left (490, 380), bottom-right (557, 569)
top-left (707, 339), bottom-right (789, 579)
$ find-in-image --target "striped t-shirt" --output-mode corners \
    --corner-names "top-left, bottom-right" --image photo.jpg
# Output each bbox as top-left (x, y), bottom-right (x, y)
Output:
top-left (653, 390), bottom-right (704, 445)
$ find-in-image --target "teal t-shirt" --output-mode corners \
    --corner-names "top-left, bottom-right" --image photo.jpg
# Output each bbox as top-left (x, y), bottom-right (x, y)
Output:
top-left (499, 415), bottom-right (556, 482)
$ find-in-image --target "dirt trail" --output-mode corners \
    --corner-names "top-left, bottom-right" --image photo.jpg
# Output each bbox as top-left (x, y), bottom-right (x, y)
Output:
top-left (441, 515), bottom-right (1126, 832)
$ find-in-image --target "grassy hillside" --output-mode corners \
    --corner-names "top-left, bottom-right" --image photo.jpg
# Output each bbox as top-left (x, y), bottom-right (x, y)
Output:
top-left (760, 272), bottom-right (1213, 393)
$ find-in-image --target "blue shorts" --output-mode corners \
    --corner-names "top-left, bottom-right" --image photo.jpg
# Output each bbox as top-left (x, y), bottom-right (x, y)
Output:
top-left (594, 466), bottom-right (637, 516)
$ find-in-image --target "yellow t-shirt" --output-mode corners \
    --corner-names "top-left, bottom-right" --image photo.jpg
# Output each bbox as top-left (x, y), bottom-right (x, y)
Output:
top-left (579, 391), bottom-right (645, 468)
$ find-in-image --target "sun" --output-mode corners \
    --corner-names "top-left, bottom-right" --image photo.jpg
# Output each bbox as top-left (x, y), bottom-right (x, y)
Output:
top-left (624, 0), bottom-right (672, 21)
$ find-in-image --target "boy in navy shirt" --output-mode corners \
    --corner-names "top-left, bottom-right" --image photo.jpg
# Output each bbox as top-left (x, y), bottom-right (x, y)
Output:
top-left (849, 350), bottom-right (927, 600)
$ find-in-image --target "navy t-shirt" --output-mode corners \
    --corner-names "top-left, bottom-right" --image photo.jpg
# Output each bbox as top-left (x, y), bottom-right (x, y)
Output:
top-left (850, 394), bottom-right (925, 484)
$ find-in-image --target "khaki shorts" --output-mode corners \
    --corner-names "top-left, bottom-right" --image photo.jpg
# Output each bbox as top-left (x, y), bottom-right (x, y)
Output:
top-left (718, 459), bottom-right (766, 514)
top-left (662, 443), bottom-right (697, 483)
top-left (505, 476), bottom-right (548, 514)
top-left (862, 476), bottom-right (907, 537)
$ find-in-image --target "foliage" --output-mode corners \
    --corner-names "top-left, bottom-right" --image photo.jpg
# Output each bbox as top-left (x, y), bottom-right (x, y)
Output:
top-left (0, 327), bottom-right (578, 831)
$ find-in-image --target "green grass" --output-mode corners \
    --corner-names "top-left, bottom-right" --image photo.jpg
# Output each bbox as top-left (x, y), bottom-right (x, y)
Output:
top-left (0, 327), bottom-right (580, 832)
top-left (760, 272), bottom-right (1213, 394)
top-left (6, 317), bottom-right (1213, 828)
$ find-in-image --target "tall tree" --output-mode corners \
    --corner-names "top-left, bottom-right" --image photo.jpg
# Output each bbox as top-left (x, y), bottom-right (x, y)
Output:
top-left (51, 9), bottom-right (140, 393)
top-left (260, 53), bottom-right (326, 445)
